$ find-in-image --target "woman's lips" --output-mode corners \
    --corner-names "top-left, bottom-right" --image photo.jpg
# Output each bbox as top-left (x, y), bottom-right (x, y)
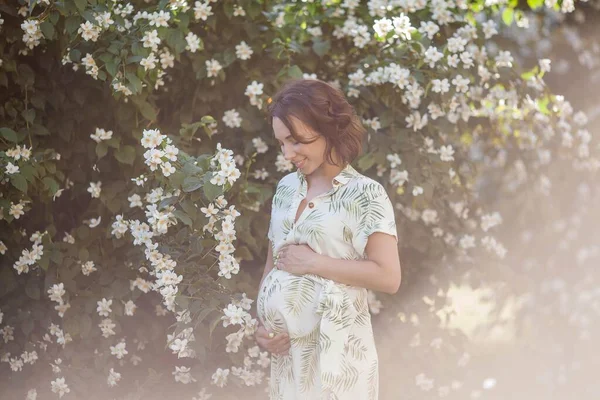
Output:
top-left (294, 158), bottom-right (306, 169)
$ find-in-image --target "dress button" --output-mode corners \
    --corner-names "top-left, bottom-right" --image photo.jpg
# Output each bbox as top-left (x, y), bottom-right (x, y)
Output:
top-left (308, 202), bottom-right (314, 208)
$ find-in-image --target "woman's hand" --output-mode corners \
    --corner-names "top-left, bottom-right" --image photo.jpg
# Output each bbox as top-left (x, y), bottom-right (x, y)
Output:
top-left (276, 244), bottom-right (320, 276)
top-left (254, 324), bottom-right (290, 356)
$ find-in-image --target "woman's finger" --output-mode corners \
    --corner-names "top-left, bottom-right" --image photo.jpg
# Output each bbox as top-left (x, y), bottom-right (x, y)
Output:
top-left (270, 335), bottom-right (289, 351)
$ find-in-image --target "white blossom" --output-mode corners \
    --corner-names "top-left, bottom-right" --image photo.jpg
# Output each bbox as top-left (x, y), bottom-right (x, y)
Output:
top-left (87, 181), bottom-right (102, 198)
top-left (107, 368), bottom-right (121, 387)
top-left (222, 109), bottom-right (242, 128)
top-left (194, 1), bottom-right (213, 21)
top-left (206, 59), bottom-right (222, 78)
top-left (110, 341), bottom-right (128, 359)
top-left (96, 298), bottom-right (112, 317)
top-left (211, 368), bottom-right (230, 388)
top-left (235, 41), bottom-right (253, 60)
top-left (50, 377), bottom-right (70, 398)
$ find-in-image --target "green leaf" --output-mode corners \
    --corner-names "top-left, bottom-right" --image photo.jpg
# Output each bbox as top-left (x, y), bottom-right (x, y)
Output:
top-left (49, 11), bottom-right (60, 25)
top-left (20, 164), bottom-right (35, 183)
top-left (182, 176), bottom-right (203, 192)
top-left (106, 136), bottom-right (121, 149)
top-left (105, 59), bottom-right (119, 76)
top-left (74, 0), bottom-right (87, 13)
top-left (179, 13), bottom-right (190, 29)
top-left (195, 155), bottom-right (211, 172)
top-left (18, 64), bottom-right (35, 86)
top-left (133, 99), bottom-right (157, 121)
top-left (25, 277), bottom-right (40, 300)
top-left (126, 55), bottom-right (143, 64)
top-left (22, 109), bottom-right (36, 124)
top-left (0, 127), bottom-right (18, 142)
top-left (537, 96), bottom-right (550, 115)
top-left (521, 69), bottom-right (536, 81)
top-left (115, 145), bottom-right (136, 165)
top-left (526, 0), bottom-right (543, 8)
top-left (79, 247), bottom-right (89, 261)
top-left (11, 174), bottom-right (27, 193)
top-left (43, 177), bottom-right (60, 195)
top-left (40, 20), bottom-right (55, 39)
top-left (159, 196), bottom-right (178, 209)
top-left (69, 48), bottom-right (81, 63)
top-left (203, 180), bottom-right (223, 202)
top-left (287, 65), bottom-right (303, 79)
top-left (312, 40), bottom-right (331, 58)
top-left (173, 210), bottom-right (193, 227)
top-left (223, 49), bottom-right (236, 67)
top-left (96, 142), bottom-right (108, 159)
top-left (201, 115), bottom-right (215, 124)
top-left (502, 8), bottom-right (514, 26)
top-left (168, 171), bottom-right (185, 188)
top-left (126, 72), bottom-right (143, 94)
top-left (357, 153), bottom-right (375, 170)
top-left (65, 16), bottom-right (80, 35)
top-left (50, 250), bottom-right (63, 265)
top-left (38, 254), bottom-right (49, 271)
top-left (179, 121), bottom-right (203, 139)
top-left (165, 29), bottom-right (186, 54)
top-left (180, 199), bottom-right (197, 218)
top-left (45, 162), bottom-right (56, 174)
top-left (32, 124), bottom-right (51, 136)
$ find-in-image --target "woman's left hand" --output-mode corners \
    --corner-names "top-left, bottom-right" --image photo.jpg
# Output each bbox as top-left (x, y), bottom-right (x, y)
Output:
top-left (276, 244), bottom-right (319, 276)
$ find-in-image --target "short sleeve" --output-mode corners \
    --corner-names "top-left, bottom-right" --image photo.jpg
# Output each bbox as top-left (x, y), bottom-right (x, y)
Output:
top-left (352, 191), bottom-right (398, 257)
top-left (267, 216), bottom-right (274, 242)
top-left (267, 179), bottom-right (282, 243)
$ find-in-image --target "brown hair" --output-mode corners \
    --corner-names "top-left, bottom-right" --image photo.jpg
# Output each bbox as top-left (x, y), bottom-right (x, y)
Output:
top-left (267, 79), bottom-right (366, 166)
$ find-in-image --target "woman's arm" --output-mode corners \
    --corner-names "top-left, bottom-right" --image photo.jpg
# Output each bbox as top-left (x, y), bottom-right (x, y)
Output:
top-left (258, 241), bottom-right (275, 291)
top-left (277, 233), bottom-right (402, 294)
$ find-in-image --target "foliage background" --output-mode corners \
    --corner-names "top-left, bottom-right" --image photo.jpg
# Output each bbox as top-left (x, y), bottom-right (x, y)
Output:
top-left (1, 0), bottom-right (599, 399)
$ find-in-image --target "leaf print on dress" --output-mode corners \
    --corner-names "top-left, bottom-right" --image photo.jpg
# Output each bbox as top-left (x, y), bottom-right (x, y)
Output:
top-left (345, 334), bottom-right (368, 361)
top-left (291, 322), bottom-right (320, 348)
top-left (273, 184), bottom-right (296, 209)
top-left (298, 341), bottom-right (319, 393)
top-left (328, 186), bottom-right (363, 219)
top-left (263, 307), bottom-right (287, 334)
top-left (321, 358), bottom-right (360, 393)
top-left (367, 358), bottom-right (379, 400)
top-left (295, 210), bottom-right (326, 244)
top-left (283, 277), bottom-right (318, 318)
top-left (342, 224), bottom-right (353, 244)
top-left (275, 352), bottom-right (295, 383)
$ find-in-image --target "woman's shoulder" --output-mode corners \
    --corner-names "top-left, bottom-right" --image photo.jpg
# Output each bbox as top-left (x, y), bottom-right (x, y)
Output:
top-left (273, 171), bottom-right (301, 194)
top-left (346, 170), bottom-right (389, 201)
top-left (277, 171), bottom-right (300, 186)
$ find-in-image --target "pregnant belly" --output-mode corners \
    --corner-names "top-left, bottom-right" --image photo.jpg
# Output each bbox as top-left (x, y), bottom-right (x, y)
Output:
top-left (257, 268), bottom-right (322, 337)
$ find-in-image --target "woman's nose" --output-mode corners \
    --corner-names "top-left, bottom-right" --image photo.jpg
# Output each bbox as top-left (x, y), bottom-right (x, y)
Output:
top-left (282, 144), bottom-right (295, 160)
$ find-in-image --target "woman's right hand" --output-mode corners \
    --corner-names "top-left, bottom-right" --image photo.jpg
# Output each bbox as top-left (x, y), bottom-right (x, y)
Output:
top-left (254, 324), bottom-right (290, 356)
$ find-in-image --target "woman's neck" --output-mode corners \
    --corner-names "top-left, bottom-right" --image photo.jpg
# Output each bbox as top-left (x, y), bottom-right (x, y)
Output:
top-left (305, 161), bottom-right (345, 187)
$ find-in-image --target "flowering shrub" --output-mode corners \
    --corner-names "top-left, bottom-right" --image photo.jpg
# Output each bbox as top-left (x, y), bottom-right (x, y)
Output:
top-left (0, 0), bottom-right (597, 398)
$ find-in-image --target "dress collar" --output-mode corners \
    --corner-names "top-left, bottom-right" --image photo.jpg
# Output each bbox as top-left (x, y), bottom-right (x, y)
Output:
top-left (296, 163), bottom-right (358, 187)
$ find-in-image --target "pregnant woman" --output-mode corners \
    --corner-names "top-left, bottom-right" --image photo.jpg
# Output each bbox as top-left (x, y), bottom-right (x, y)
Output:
top-left (254, 79), bottom-right (402, 400)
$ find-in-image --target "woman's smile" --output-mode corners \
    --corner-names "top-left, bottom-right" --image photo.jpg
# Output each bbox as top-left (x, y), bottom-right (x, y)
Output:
top-left (293, 158), bottom-right (307, 169)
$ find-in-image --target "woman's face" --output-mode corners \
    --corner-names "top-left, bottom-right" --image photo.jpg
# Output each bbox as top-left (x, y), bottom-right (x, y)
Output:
top-left (272, 116), bottom-right (328, 176)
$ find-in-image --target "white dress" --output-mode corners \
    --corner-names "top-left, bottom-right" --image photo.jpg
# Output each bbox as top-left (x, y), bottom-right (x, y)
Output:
top-left (256, 164), bottom-right (398, 400)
